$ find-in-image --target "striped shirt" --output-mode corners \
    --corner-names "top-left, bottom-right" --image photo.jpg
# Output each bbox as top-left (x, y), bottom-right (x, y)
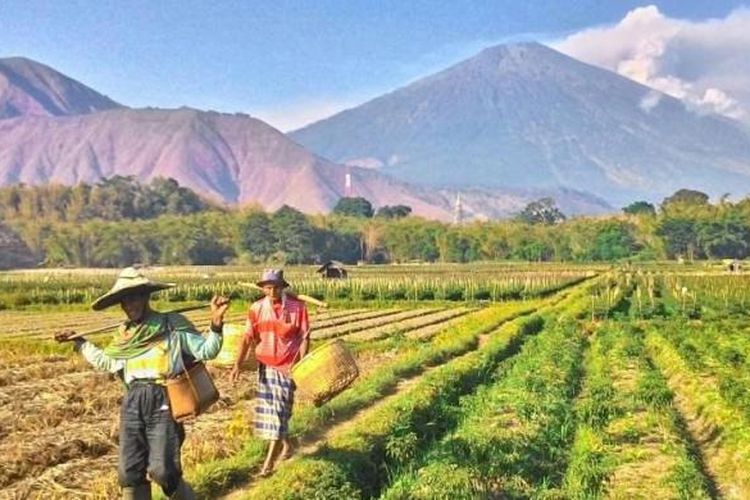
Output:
top-left (245, 294), bottom-right (309, 373)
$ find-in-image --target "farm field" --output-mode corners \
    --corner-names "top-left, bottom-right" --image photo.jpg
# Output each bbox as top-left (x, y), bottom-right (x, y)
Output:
top-left (1, 264), bottom-right (750, 499)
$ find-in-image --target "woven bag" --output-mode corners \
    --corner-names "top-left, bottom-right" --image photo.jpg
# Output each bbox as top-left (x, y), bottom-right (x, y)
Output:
top-left (165, 321), bottom-right (220, 422)
top-left (291, 339), bottom-right (359, 406)
top-left (166, 361), bottom-right (220, 422)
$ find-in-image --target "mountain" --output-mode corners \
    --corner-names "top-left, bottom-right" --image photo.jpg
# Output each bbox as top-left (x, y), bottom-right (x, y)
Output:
top-left (290, 43), bottom-right (750, 205)
top-left (0, 106), bottom-right (583, 219)
top-left (0, 56), bottom-right (609, 220)
top-left (0, 57), bottom-right (122, 118)
top-left (0, 107), bottom-right (610, 218)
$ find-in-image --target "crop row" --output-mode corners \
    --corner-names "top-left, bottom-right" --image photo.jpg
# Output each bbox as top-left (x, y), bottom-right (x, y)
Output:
top-left (6, 299), bottom-right (543, 498)
top-left (184, 298), bottom-right (568, 496)
top-left (0, 277), bottom-right (595, 498)
top-left (221, 277), bottom-right (603, 498)
top-left (564, 322), bottom-right (711, 498)
top-left (0, 305), bottom-right (364, 340)
top-left (343, 307), bottom-right (475, 342)
top-left (313, 308), bottom-right (442, 340)
top-left (0, 269), bottom-right (593, 308)
top-left (244, 314), bottom-right (548, 499)
top-left (655, 319), bottom-right (750, 422)
top-left (646, 330), bottom-right (750, 496)
top-left (382, 315), bottom-right (586, 498)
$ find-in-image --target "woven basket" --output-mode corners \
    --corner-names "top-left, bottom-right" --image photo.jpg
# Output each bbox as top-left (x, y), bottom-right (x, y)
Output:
top-left (210, 323), bottom-right (257, 370)
top-left (292, 339), bottom-right (359, 406)
top-left (166, 361), bottom-right (219, 422)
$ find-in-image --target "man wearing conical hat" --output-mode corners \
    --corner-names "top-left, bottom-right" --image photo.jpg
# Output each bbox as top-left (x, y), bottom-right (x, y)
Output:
top-left (230, 269), bottom-right (310, 477)
top-left (55, 267), bottom-right (230, 500)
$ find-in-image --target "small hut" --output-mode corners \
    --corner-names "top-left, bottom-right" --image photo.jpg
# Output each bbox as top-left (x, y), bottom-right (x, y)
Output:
top-left (317, 261), bottom-right (348, 279)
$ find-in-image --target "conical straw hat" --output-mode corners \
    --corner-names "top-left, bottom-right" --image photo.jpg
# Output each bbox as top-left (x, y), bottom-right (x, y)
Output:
top-left (91, 267), bottom-right (175, 311)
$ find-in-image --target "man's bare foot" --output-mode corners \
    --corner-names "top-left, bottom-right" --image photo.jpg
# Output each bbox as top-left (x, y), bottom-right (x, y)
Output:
top-left (279, 441), bottom-right (293, 460)
top-left (257, 465), bottom-right (273, 478)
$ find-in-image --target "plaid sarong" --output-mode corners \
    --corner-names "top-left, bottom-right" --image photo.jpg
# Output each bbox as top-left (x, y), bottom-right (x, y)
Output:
top-left (254, 364), bottom-right (295, 440)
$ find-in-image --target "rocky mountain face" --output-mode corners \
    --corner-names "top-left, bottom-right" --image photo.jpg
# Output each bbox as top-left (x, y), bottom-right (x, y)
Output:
top-left (0, 107), bottom-right (442, 217)
top-left (291, 43), bottom-right (750, 206)
top-left (0, 57), bottom-right (122, 118)
top-left (0, 56), bottom-right (610, 219)
top-left (0, 107), bottom-right (608, 218)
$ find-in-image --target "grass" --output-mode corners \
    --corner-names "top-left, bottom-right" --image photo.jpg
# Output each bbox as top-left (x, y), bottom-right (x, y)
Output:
top-left (243, 314), bottom-right (547, 499)
top-left (183, 303), bottom-right (549, 497)
top-left (563, 322), bottom-right (712, 499)
top-left (646, 329), bottom-right (750, 496)
top-left (382, 316), bottom-right (586, 499)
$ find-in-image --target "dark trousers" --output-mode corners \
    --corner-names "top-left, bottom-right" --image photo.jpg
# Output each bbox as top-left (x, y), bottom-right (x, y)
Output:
top-left (118, 383), bottom-right (185, 496)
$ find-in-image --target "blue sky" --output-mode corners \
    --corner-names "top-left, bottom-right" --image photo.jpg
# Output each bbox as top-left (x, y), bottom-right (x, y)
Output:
top-left (0, 1), bottom-right (747, 130)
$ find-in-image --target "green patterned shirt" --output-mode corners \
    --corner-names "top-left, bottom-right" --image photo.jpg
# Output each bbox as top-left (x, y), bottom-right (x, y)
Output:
top-left (77, 311), bottom-right (223, 385)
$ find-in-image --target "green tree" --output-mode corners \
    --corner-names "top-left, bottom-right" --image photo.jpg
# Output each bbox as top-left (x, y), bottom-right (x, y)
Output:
top-left (656, 218), bottom-right (700, 260)
top-left (512, 240), bottom-right (554, 262)
top-left (476, 225), bottom-right (511, 260)
top-left (376, 205), bottom-right (412, 219)
top-left (90, 176), bottom-right (140, 220)
top-left (661, 189), bottom-right (709, 210)
top-left (89, 222), bottom-right (143, 267)
top-left (0, 185), bottom-right (22, 219)
top-left (68, 184), bottom-right (92, 221)
top-left (381, 219), bottom-right (442, 262)
top-left (590, 221), bottom-right (640, 260)
top-left (517, 198), bottom-right (566, 225)
top-left (312, 228), bottom-right (360, 263)
top-left (623, 201), bottom-right (656, 216)
top-left (437, 229), bottom-right (479, 262)
top-left (238, 211), bottom-right (275, 262)
top-left (271, 205), bottom-right (315, 264)
top-left (332, 197), bottom-right (374, 218)
top-left (697, 214), bottom-right (750, 259)
top-left (149, 177), bottom-right (207, 216)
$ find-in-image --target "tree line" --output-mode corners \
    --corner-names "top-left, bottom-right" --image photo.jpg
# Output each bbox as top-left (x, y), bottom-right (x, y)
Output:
top-left (2, 181), bottom-right (750, 267)
top-left (0, 176), bottom-right (211, 222)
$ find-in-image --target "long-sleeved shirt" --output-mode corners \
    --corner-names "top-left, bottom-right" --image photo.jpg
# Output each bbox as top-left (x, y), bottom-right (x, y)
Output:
top-left (77, 311), bottom-right (223, 385)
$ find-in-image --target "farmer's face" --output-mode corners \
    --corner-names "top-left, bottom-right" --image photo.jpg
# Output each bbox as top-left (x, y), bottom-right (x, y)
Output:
top-left (121, 293), bottom-right (150, 322)
top-left (263, 284), bottom-right (283, 300)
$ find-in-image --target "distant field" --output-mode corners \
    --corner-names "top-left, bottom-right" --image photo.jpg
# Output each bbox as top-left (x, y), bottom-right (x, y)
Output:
top-left (0, 262), bottom-right (598, 310)
top-left (1, 264), bottom-right (749, 498)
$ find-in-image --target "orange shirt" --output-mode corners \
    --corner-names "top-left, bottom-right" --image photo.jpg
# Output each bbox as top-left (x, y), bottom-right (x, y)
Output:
top-left (245, 295), bottom-right (310, 373)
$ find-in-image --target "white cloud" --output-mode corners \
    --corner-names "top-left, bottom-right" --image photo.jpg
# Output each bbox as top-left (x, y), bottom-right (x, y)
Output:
top-left (553, 5), bottom-right (750, 123)
top-left (697, 88), bottom-right (744, 120)
top-left (253, 98), bottom-right (357, 132)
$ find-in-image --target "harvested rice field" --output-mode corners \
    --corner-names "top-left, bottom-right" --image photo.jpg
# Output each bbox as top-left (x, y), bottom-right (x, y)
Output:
top-left (2, 263), bottom-right (750, 499)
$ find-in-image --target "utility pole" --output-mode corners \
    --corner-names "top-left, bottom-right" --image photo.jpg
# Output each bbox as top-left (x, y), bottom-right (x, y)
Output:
top-left (345, 168), bottom-right (353, 197)
top-left (453, 192), bottom-right (464, 225)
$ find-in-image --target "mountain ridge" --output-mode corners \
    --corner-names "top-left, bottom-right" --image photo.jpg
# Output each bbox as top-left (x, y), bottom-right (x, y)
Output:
top-left (0, 56), bottom-right (122, 118)
top-left (291, 42), bottom-right (750, 205)
top-left (0, 54), bottom-right (614, 220)
top-left (0, 104), bottom-right (608, 219)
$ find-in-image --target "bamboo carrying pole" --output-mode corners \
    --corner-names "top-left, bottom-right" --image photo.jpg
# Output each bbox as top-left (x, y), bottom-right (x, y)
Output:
top-left (238, 282), bottom-right (329, 308)
top-left (60, 285), bottom-right (327, 341)
top-left (65, 303), bottom-right (212, 340)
